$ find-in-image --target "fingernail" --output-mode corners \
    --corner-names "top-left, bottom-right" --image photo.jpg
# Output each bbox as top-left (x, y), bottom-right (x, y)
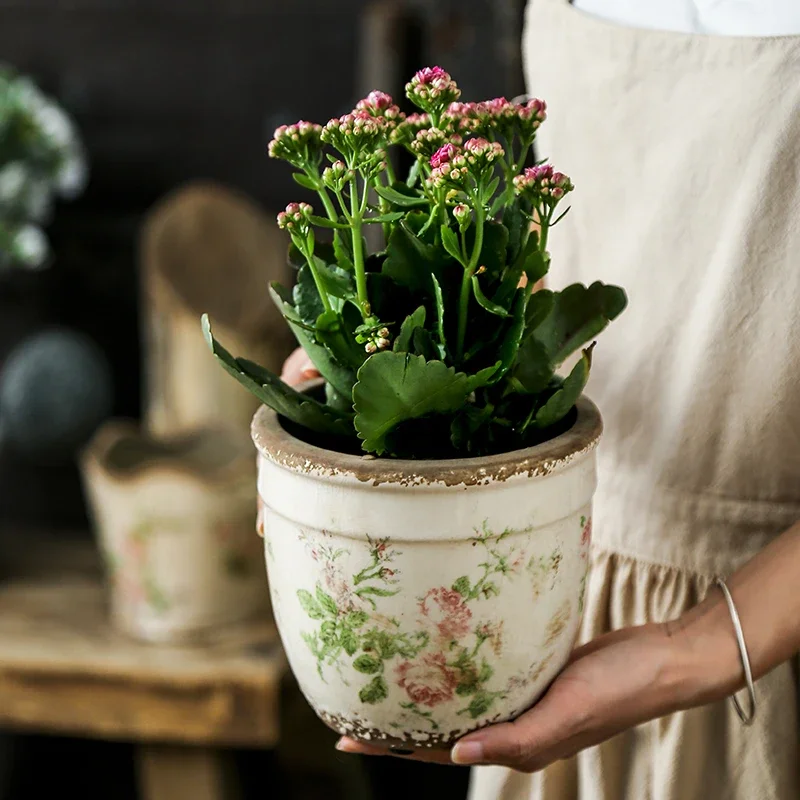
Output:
top-left (336, 737), bottom-right (358, 753)
top-left (389, 747), bottom-right (414, 755)
top-left (451, 740), bottom-right (485, 765)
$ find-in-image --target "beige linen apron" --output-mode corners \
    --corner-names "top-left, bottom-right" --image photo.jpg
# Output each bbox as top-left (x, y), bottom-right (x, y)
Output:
top-left (470, 2), bottom-right (800, 798)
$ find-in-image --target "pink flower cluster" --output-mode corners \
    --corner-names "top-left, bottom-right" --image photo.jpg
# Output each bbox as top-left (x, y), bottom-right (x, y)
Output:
top-left (427, 138), bottom-right (504, 189)
top-left (410, 127), bottom-right (461, 160)
top-left (390, 112), bottom-right (432, 146)
top-left (463, 137), bottom-right (504, 166)
top-left (513, 164), bottom-right (574, 202)
top-left (356, 90), bottom-right (404, 122)
top-left (268, 120), bottom-right (323, 164)
top-left (406, 66), bottom-right (461, 112)
top-left (395, 652), bottom-right (457, 708)
top-left (441, 97), bottom-right (547, 138)
top-left (322, 159), bottom-right (354, 191)
top-left (276, 202), bottom-right (313, 232)
top-left (321, 111), bottom-right (391, 161)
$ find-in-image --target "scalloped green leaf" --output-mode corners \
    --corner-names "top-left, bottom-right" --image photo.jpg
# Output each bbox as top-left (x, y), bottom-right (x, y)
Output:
top-left (202, 314), bottom-right (353, 438)
top-left (393, 306), bottom-right (426, 353)
top-left (353, 352), bottom-right (479, 455)
top-left (534, 345), bottom-right (594, 429)
top-left (269, 283), bottom-right (356, 399)
top-left (533, 282), bottom-right (627, 365)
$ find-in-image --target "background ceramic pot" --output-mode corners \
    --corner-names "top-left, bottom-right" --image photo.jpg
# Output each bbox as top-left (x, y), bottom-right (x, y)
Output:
top-left (252, 397), bottom-right (602, 749)
top-left (82, 421), bottom-right (268, 643)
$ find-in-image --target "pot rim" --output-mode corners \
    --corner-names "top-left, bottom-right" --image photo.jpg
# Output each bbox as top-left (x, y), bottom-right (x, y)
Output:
top-left (251, 393), bottom-right (602, 487)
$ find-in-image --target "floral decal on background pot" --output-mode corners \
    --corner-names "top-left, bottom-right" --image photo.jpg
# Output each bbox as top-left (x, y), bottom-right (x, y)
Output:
top-left (0, 66), bottom-right (88, 272)
top-left (204, 67), bottom-right (626, 749)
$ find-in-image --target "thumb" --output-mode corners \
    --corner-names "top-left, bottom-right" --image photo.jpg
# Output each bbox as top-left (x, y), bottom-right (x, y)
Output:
top-left (451, 693), bottom-right (573, 770)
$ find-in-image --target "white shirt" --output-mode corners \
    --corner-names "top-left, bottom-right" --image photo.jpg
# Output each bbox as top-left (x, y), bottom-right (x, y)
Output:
top-left (572, 0), bottom-right (800, 35)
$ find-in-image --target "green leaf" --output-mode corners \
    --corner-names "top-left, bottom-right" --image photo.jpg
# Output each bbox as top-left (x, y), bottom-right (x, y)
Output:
top-left (524, 289), bottom-right (555, 335)
top-left (341, 628), bottom-right (358, 656)
top-left (487, 289), bottom-right (526, 385)
top-left (456, 681), bottom-right (478, 697)
top-left (394, 306), bottom-right (426, 353)
top-left (522, 244), bottom-right (548, 285)
top-left (346, 610), bottom-right (369, 628)
top-left (467, 690), bottom-right (495, 719)
top-left (314, 309), bottom-right (366, 371)
top-left (440, 224), bottom-right (463, 263)
top-left (366, 211), bottom-right (405, 223)
top-left (297, 589), bottom-right (326, 620)
top-left (374, 184), bottom-right (429, 207)
top-left (533, 282), bottom-right (627, 366)
top-left (472, 274), bottom-right (509, 318)
top-left (355, 586), bottom-right (400, 598)
top-left (383, 220), bottom-right (450, 295)
top-left (478, 660), bottom-right (493, 682)
top-left (315, 585), bottom-right (338, 616)
top-left (431, 274), bottom-right (447, 357)
top-left (309, 214), bottom-right (349, 229)
top-left (452, 576), bottom-right (471, 596)
top-left (269, 283), bottom-right (356, 400)
top-left (406, 159), bottom-right (421, 188)
top-left (202, 315), bottom-right (353, 438)
top-left (353, 654), bottom-right (383, 675)
top-left (359, 675), bottom-right (389, 704)
top-left (353, 352), bottom-right (480, 455)
top-left (293, 173), bottom-right (318, 191)
top-left (320, 620), bottom-right (338, 645)
top-left (502, 200), bottom-right (530, 266)
top-left (411, 327), bottom-right (441, 361)
top-left (293, 264), bottom-right (326, 325)
top-left (514, 336), bottom-right (553, 394)
top-left (466, 220), bottom-right (509, 279)
top-left (333, 230), bottom-right (355, 272)
top-left (534, 345), bottom-right (593, 428)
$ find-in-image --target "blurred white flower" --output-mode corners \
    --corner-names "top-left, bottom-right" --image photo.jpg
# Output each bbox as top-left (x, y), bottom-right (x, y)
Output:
top-left (35, 102), bottom-right (77, 150)
top-left (13, 224), bottom-right (49, 269)
top-left (0, 161), bottom-right (28, 204)
top-left (56, 148), bottom-right (88, 198)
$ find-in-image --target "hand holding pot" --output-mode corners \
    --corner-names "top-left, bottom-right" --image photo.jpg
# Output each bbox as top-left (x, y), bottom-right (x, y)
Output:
top-left (337, 522), bottom-right (800, 770)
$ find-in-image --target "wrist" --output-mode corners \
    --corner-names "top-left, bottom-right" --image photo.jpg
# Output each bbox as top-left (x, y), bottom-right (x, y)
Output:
top-left (661, 588), bottom-right (744, 709)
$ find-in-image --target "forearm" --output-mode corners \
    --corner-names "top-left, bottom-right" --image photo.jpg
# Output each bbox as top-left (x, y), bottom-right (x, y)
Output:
top-left (669, 521), bottom-right (800, 707)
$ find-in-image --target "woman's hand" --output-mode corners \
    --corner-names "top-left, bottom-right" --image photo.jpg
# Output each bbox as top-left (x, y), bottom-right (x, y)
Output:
top-left (281, 347), bottom-right (320, 387)
top-left (337, 613), bottom-right (740, 771)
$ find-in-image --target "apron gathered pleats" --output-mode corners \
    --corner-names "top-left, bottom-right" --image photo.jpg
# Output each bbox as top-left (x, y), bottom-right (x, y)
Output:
top-left (470, 2), bottom-right (800, 798)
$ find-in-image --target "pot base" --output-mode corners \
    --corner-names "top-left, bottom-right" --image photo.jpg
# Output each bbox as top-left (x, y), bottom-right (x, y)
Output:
top-left (316, 708), bottom-right (508, 751)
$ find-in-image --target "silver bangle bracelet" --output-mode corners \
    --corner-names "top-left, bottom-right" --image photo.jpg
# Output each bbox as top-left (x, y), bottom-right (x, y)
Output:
top-left (715, 577), bottom-right (757, 725)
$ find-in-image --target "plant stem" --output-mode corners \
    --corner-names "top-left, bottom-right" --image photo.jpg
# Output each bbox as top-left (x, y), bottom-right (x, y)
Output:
top-left (456, 200), bottom-right (485, 360)
top-left (349, 175), bottom-right (369, 318)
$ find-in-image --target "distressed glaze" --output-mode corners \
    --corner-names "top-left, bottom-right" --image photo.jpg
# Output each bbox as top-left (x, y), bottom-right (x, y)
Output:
top-left (252, 397), bottom-right (601, 748)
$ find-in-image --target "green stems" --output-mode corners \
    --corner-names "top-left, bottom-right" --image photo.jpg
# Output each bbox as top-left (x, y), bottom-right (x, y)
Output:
top-left (456, 200), bottom-right (485, 360)
top-left (349, 175), bottom-right (370, 318)
top-left (298, 236), bottom-right (332, 313)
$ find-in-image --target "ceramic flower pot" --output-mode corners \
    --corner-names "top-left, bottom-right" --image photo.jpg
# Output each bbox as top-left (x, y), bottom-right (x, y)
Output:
top-left (82, 421), bottom-right (268, 643)
top-left (252, 397), bottom-right (601, 749)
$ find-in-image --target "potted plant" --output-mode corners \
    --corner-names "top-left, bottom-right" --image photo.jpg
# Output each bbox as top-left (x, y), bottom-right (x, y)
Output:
top-left (203, 67), bottom-right (626, 750)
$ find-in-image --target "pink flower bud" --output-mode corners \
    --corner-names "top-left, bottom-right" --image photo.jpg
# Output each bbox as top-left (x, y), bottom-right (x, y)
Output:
top-left (430, 143), bottom-right (458, 169)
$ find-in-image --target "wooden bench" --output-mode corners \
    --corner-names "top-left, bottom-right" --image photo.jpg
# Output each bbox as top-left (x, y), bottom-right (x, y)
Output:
top-left (0, 533), bottom-right (286, 800)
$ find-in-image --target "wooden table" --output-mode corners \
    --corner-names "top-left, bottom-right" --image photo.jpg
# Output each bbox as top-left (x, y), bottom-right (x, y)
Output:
top-left (0, 533), bottom-right (286, 800)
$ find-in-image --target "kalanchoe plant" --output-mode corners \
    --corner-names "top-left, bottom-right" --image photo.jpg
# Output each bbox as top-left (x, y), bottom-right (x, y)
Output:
top-left (203, 67), bottom-right (627, 458)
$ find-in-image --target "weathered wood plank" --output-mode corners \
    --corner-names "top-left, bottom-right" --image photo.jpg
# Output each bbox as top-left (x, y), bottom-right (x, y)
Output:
top-left (0, 537), bottom-right (285, 747)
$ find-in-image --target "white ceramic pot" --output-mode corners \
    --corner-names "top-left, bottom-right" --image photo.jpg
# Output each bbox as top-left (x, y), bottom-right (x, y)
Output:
top-left (252, 398), bottom-right (601, 749)
top-left (82, 421), bottom-right (268, 643)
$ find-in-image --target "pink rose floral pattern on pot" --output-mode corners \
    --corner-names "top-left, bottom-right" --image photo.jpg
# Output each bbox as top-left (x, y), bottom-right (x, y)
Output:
top-left (296, 524), bottom-right (568, 725)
